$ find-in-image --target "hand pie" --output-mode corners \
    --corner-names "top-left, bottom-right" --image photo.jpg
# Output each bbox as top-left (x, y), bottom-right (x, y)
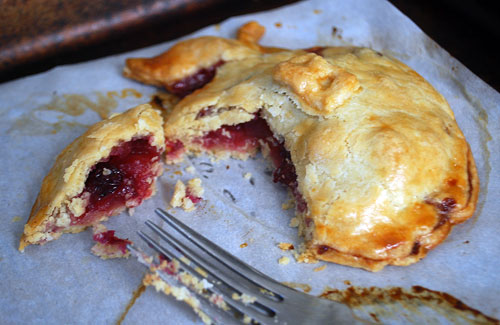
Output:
top-left (126, 22), bottom-right (479, 272)
top-left (19, 104), bottom-right (164, 251)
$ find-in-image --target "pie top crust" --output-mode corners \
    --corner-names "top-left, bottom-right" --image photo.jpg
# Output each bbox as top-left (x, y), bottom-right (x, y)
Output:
top-left (124, 23), bottom-right (477, 272)
top-left (123, 23), bottom-right (479, 271)
top-left (20, 104), bottom-right (164, 251)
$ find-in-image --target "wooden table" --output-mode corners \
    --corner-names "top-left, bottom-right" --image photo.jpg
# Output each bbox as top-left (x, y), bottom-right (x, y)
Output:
top-left (1, 0), bottom-right (498, 91)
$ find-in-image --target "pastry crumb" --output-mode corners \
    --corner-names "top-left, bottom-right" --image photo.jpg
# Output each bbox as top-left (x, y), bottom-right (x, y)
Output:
top-left (11, 216), bottom-right (22, 223)
top-left (243, 172), bottom-right (252, 180)
top-left (289, 217), bottom-right (299, 227)
top-left (185, 165), bottom-right (196, 174)
top-left (281, 198), bottom-right (294, 210)
top-left (128, 207), bottom-right (135, 216)
top-left (278, 256), bottom-right (290, 265)
top-left (278, 242), bottom-right (294, 251)
top-left (91, 224), bottom-right (131, 259)
top-left (187, 178), bottom-right (204, 198)
top-left (170, 180), bottom-right (187, 208)
top-left (293, 244), bottom-right (319, 264)
top-left (281, 281), bottom-right (311, 293)
top-left (313, 265), bottom-right (327, 272)
top-left (170, 178), bottom-right (204, 211)
top-left (143, 272), bottom-right (213, 324)
top-left (240, 242), bottom-right (248, 248)
top-left (232, 293), bottom-right (257, 304)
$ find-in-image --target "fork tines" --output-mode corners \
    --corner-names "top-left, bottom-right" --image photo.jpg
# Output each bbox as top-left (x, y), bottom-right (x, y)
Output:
top-left (132, 208), bottom-right (353, 325)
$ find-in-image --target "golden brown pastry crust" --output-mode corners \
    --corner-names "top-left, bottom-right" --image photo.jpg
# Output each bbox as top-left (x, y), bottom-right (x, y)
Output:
top-left (19, 104), bottom-right (165, 251)
top-left (124, 24), bottom-right (479, 271)
top-left (123, 37), bottom-right (260, 89)
top-left (123, 22), bottom-right (284, 91)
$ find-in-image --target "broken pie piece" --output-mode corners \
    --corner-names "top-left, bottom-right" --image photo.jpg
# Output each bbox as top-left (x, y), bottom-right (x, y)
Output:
top-left (170, 178), bottom-right (204, 212)
top-left (91, 224), bottom-right (132, 259)
top-left (124, 23), bottom-right (479, 271)
top-left (19, 104), bottom-right (165, 251)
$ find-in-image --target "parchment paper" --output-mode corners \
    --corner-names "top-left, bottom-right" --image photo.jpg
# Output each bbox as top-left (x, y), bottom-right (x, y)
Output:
top-left (1, 0), bottom-right (499, 323)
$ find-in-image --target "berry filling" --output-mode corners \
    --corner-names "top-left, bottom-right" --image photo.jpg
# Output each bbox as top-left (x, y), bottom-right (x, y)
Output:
top-left (196, 116), bottom-right (272, 153)
top-left (165, 139), bottom-right (185, 162)
top-left (167, 60), bottom-right (225, 98)
top-left (185, 188), bottom-right (202, 204)
top-left (304, 46), bottom-right (326, 56)
top-left (71, 137), bottom-right (161, 226)
top-left (170, 115), bottom-right (307, 212)
top-left (93, 230), bottom-right (132, 254)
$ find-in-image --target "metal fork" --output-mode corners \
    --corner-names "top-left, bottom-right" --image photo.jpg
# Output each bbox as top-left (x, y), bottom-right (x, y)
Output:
top-left (129, 208), bottom-right (354, 324)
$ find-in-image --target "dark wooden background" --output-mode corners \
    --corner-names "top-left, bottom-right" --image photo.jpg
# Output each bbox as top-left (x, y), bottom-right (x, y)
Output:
top-left (1, 0), bottom-right (498, 91)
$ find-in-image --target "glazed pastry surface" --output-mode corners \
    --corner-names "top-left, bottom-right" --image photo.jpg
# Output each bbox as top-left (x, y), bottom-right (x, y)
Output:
top-left (123, 23), bottom-right (479, 271)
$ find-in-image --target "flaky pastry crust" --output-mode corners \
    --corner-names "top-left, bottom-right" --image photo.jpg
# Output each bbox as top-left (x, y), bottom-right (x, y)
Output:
top-left (124, 23), bottom-right (479, 271)
top-left (20, 104), bottom-right (165, 251)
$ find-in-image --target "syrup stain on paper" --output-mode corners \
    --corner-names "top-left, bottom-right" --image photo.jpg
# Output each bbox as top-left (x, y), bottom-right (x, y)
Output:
top-left (8, 89), bottom-right (142, 136)
top-left (321, 285), bottom-right (498, 324)
top-left (116, 281), bottom-right (147, 325)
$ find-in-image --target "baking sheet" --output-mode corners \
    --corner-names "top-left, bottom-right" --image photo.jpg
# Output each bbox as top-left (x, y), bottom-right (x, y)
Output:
top-left (1, 0), bottom-right (499, 323)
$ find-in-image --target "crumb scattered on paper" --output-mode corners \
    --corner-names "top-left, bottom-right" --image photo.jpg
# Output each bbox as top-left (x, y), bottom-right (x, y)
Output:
top-left (314, 265), bottom-right (327, 272)
top-left (232, 293), bottom-right (257, 305)
top-left (282, 198), bottom-right (295, 210)
top-left (11, 216), bottom-right (21, 222)
top-left (243, 172), bottom-right (252, 180)
top-left (170, 178), bottom-right (204, 211)
top-left (240, 242), bottom-right (248, 248)
top-left (289, 217), bottom-right (299, 227)
top-left (128, 208), bottom-right (135, 216)
top-left (187, 178), bottom-right (204, 198)
top-left (185, 166), bottom-right (196, 174)
top-left (278, 256), bottom-right (290, 265)
top-left (143, 273), bottom-right (212, 325)
top-left (293, 244), bottom-right (318, 264)
top-left (91, 224), bottom-right (131, 259)
top-left (278, 242), bottom-right (294, 251)
top-left (282, 281), bottom-right (311, 293)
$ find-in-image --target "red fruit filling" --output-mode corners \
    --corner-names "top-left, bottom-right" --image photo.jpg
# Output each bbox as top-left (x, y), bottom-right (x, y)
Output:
top-left (196, 116), bottom-right (272, 154)
top-left (168, 115), bottom-right (307, 212)
top-left (167, 60), bottom-right (225, 98)
top-left (186, 188), bottom-right (202, 204)
top-left (93, 230), bottom-right (131, 254)
top-left (165, 139), bottom-right (185, 161)
top-left (304, 46), bottom-right (325, 56)
top-left (425, 197), bottom-right (457, 229)
top-left (71, 137), bottom-right (161, 226)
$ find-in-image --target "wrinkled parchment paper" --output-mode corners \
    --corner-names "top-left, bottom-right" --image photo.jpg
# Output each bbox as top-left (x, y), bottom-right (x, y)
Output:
top-left (1, 0), bottom-right (499, 323)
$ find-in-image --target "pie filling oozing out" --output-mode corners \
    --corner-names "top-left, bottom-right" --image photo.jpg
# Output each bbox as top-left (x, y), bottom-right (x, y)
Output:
top-left (72, 137), bottom-right (161, 228)
top-left (39, 137), bottom-right (162, 239)
top-left (92, 228), bottom-right (132, 257)
top-left (167, 60), bottom-right (225, 98)
top-left (160, 57), bottom-right (308, 212)
top-left (166, 115), bottom-right (308, 214)
top-left (20, 104), bottom-right (165, 252)
top-left (121, 21), bottom-right (480, 272)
